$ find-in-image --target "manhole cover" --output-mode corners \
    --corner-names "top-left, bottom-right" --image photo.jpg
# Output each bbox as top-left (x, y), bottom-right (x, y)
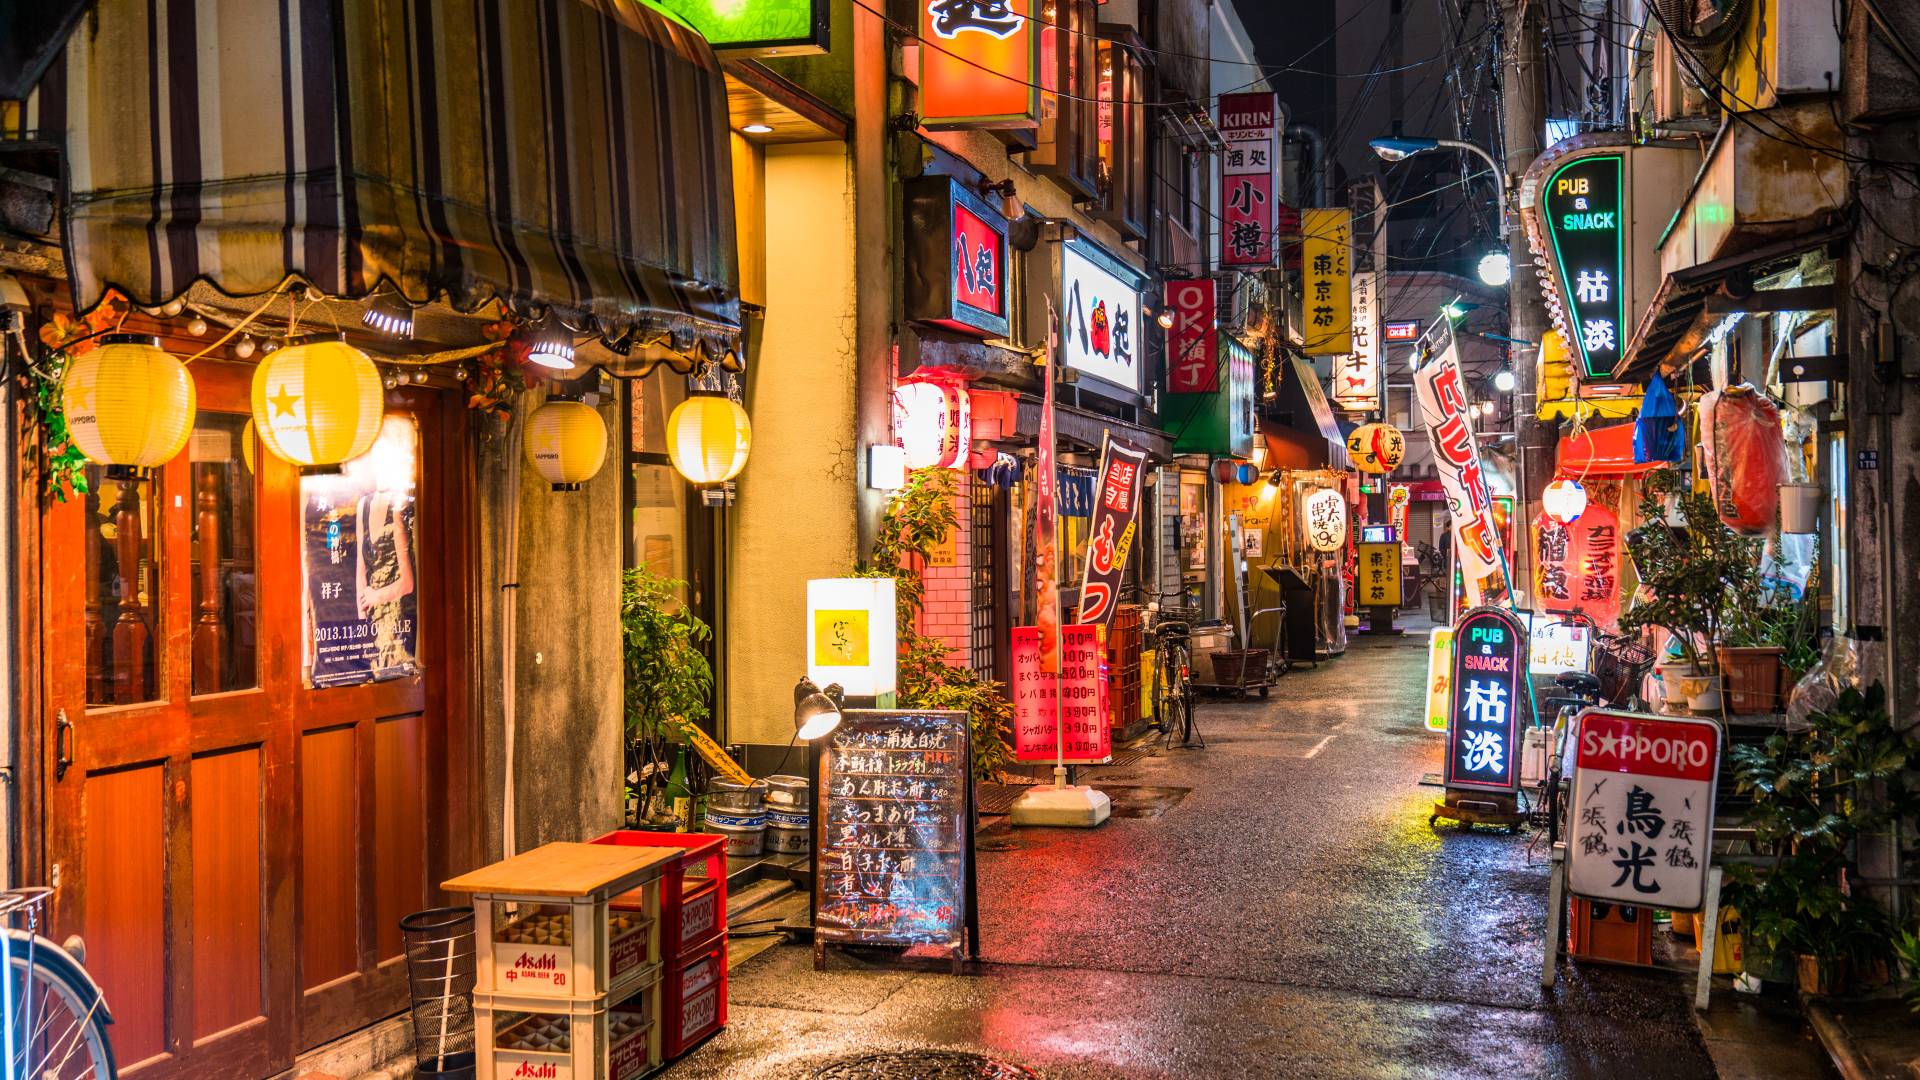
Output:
top-left (812, 1049), bottom-right (1038, 1079)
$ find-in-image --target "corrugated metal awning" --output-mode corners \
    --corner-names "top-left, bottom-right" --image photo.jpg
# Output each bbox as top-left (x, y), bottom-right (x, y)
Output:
top-left (24, 0), bottom-right (741, 364)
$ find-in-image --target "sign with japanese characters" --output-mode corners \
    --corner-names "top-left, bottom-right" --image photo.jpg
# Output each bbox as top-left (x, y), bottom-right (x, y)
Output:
top-left (1218, 92), bottom-right (1279, 267)
top-left (647, 0), bottom-right (829, 53)
top-left (1532, 503), bottom-right (1622, 630)
top-left (1541, 154), bottom-right (1625, 379)
top-left (919, 0), bottom-right (1041, 129)
top-left (1527, 615), bottom-right (1593, 676)
top-left (815, 710), bottom-right (975, 951)
top-left (1074, 436), bottom-right (1148, 625)
top-left (1300, 209), bottom-right (1353, 355)
top-left (1356, 541), bottom-right (1402, 607)
top-left (1425, 627), bottom-right (1454, 732)
top-left (1443, 607), bottom-right (1531, 793)
top-left (905, 175), bottom-right (1011, 338)
top-left (1414, 339), bottom-right (1512, 607)
top-left (1567, 710), bottom-right (1720, 910)
top-left (1301, 486), bottom-right (1347, 553)
top-left (1331, 271), bottom-right (1380, 411)
top-left (806, 578), bottom-right (897, 697)
top-left (1010, 624), bottom-right (1110, 762)
top-left (1166, 278), bottom-right (1218, 393)
top-left (1060, 241), bottom-right (1143, 391)
top-left (1384, 320), bottom-right (1422, 342)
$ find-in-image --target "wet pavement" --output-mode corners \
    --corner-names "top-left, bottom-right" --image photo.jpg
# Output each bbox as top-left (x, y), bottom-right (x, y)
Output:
top-left (667, 620), bottom-right (1728, 1079)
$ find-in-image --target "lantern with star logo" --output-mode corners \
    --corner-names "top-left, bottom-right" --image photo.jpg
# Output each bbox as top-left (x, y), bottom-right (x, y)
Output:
top-left (60, 334), bottom-right (197, 477)
top-left (250, 335), bottom-right (384, 472)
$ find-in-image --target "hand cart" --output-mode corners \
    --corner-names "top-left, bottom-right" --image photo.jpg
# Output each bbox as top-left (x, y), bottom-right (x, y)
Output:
top-left (1191, 602), bottom-right (1289, 700)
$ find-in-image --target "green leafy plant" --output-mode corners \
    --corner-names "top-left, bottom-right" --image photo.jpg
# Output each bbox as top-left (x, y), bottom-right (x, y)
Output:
top-left (1722, 684), bottom-right (1918, 978)
top-left (27, 297), bottom-right (130, 502)
top-left (1893, 924), bottom-right (1920, 1013)
top-left (1619, 468), bottom-right (1762, 672)
top-left (862, 467), bottom-right (1015, 780)
top-left (620, 565), bottom-right (714, 743)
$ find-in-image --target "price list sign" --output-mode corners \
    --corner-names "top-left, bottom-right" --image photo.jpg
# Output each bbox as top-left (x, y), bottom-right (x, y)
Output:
top-left (1010, 624), bottom-right (1112, 763)
top-left (814, 710), bottom-right (977, 964)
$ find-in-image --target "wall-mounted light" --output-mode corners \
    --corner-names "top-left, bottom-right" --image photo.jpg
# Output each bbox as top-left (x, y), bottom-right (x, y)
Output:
top-left (363, 286), bottom-right (415, 340)
top-left (868, 444), bottom-right (908, 491)
top-left (525, 314), bottom-right (576, 371)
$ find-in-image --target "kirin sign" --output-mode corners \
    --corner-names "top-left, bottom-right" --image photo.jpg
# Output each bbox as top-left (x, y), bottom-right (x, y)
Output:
top-left (1443, 607), bottom-right (1531, 794)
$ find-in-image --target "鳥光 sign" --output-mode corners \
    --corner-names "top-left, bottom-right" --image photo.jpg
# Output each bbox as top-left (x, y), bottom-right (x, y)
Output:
top-left (1541, 154), bottom-right (1626, 379)
top-left (1166, 278), bottom-right (1218, 393)
top-left (1301, 209), bottom-right (1353, 355)
top-left (1443, 607), bottom-right (1531, 793)
top-left (1533, 503), bottom-right (1623, 630)
top-left (1415, 338), bottom-right (1511, 607)
top-left (1060, 241), bottom-right (1143, 391)
top-left (1567, 710), bottom-right (1720, 910)
top-left (1218, 92), bottom-right (1279, 267)
top-left (1010, 624), bottom-right (1111, 763)
top-left (1074, 436), bottom-right (1148, 625)
top-left (1356, 541), bottom-right (1402, 607)
top-left (919, 0), bottom-right (1040, 129)
top-left (904, 175), bottom-right (1010, 338)
top-left (1331, 271), bottom-right (1380, 411)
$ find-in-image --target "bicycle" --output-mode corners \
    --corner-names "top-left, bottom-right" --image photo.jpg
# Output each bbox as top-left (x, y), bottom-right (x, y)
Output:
top-left (1149, 604), bottom-right (1204, 749)
top-left (0, 887), bottom-right (117, 1078)
top-left (1532, 615), bottom-right (1657, 842)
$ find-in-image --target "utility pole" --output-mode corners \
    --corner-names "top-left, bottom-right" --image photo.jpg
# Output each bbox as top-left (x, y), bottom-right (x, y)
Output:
top-left (1499, 0), bottom-right (1551, 604)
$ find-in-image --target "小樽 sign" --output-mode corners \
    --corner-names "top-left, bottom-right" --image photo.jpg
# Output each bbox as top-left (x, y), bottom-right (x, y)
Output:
top-left (1541, 154), bottom-right (1625, 380)
top-left (1219, 92), bottom-right (1280, 267)
top-left (1567, 710), bottom-right (1720, 910)
top-left (1443, 607), bottom-right (1531, 793)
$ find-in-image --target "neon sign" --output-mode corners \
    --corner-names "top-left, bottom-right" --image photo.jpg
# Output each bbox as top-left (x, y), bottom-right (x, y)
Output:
top-left (1542, 154), bottom-right (1626, 379)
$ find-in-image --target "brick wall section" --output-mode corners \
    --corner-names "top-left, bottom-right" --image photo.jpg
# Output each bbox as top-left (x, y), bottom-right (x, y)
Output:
top-left (915, 480), bottom-right (974, 668)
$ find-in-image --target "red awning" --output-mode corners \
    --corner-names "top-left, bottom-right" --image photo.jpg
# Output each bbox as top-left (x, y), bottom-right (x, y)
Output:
top-left (1558, 422), bottom-right (1663, 477)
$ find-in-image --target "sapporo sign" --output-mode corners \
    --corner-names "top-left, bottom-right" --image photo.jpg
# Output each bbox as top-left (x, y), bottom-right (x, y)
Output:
top-left (1443, 607), bottom-right (1531, 793)
top-left (1567, 710), bottom-right (1720, 910)
top-left (1542, 154), bottom-right (1625, 380)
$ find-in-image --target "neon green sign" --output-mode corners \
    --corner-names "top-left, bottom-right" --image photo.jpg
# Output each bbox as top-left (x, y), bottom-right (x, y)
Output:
top-left (644, 0), bottom-right (828, 52)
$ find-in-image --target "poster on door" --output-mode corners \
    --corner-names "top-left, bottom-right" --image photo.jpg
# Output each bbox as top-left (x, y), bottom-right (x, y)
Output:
top-left (301, 417), bottom-right (421, 688)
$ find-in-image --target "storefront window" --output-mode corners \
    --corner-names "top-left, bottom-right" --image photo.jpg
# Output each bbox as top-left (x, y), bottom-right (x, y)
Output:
top-left (189, 413), bottom-right (260, 694)
top-left (625, 373), bottom-right (696, 610)
top-left (84, 468), bottom-right (161, 706)
top-left (1030, 0), bottom-right (1099, 198)
top-left (1179, 471), bottom-right (1208, 589)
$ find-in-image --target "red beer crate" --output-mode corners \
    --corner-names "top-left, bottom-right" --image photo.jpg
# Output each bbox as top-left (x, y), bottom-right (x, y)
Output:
top-left (590, 831), bottom-right (728, 957)
top-left (663, 934), bottom-right (728, 1059)
top-left (474, 979), bottom-right (661, 1080)
top-left (1568, 898), bottom-right (1654, 966)
top-left (445, 841), bottom-right (674, 1001)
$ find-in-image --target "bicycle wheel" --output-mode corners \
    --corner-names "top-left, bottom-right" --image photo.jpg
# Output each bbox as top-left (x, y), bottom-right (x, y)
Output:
top-left (4, 932), bottom-right (117, 1079)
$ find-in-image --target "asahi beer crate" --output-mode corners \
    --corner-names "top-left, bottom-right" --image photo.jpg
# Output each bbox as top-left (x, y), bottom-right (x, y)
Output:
top-left (474, 979), bottom-right (661, 1080)
top-left (445, 842), bottom-right (676, 1001)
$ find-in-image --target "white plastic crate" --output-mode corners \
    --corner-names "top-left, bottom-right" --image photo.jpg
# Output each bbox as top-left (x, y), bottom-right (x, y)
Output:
top-left (475, 979), bottom-right (662, 1080)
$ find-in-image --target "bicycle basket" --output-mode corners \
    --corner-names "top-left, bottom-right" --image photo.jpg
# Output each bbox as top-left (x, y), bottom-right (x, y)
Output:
top-left (1153, 606), bottom-right (1203, 630)
top-left (1593, 635), bottom-right (1655, 704)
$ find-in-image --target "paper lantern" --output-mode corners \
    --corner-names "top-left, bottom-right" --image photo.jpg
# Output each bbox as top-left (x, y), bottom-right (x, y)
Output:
top-left (250, 336), bottom-right (384, 471)
top-left (61, 334), bottom-right (196, 474)
top-left (1346, 422), bottom-right (1406, 474)
top-left (524, 399), bottom-right (608, 491)
top-left (1543, 478), bottom-right (1588, 524)
top-left (667, 392), bottom-right (752, 484)
top-left (892, 380), bottom-right (970, 469)
top-left (1301, 486), bottom-right (1348, 552)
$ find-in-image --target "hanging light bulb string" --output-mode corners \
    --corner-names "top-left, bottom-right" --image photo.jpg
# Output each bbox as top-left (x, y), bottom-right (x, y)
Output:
top-left (183, 280), bottom-right (294, 364)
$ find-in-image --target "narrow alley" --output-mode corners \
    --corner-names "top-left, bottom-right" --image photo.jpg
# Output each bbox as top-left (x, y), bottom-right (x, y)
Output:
top-left (666, 628), bottom-right (1736, 1079)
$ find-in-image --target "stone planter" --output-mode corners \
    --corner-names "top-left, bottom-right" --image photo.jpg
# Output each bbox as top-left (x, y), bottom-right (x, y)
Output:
top-left (1717, 645), bottom-right (1786, 714)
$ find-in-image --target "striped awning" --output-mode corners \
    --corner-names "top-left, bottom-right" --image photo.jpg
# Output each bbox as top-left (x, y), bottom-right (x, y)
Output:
top-left (23, 0), bottom-right (741, 360)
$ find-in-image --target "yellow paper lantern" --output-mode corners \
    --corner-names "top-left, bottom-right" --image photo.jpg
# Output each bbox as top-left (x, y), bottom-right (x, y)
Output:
top-left (250, 336), bottom-right (384, 471)
top-left (524, 399), bottom-right (608, 491)
top-left (1345, 422), bottom-right (1406, 474)
top-left (666, 393), bottom-right (751, 484)
top-left (61, 334), bottom-right (197, 474)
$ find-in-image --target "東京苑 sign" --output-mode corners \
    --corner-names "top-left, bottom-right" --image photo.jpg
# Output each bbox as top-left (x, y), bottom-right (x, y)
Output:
top-left (1060, 241), bottom-right (1143, 392)
top-left (1331, 271), bottom-right (1380, 412)
top-left (1301, 209), bottom-right (1353, 355)
top-left (1567, 710), bottom-right (1720, 910)
top-left (1218, 92), bottom-right (1280, 267)
top-left (1356, 540), bottom-right (1402, 607)
top-left (1010, 624), bottom-right (1111, 763)
top-left (918, 0), bottom-right (1040, 129)
top-left (1166, 278), bottom-right (1218, 393)
top-left (1443, 607), bottom-right (1531, 793)
top-left (1074, 436), bottom-right (1148, 625)
top-left (1541, 154), bottom-right (1625, 379)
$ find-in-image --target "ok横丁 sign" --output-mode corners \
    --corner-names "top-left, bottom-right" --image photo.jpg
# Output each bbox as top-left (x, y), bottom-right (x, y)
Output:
top-left (1443, 607), bottom-right (1530, 793)
top-left (1566, 710), bottom-right (1720, 910)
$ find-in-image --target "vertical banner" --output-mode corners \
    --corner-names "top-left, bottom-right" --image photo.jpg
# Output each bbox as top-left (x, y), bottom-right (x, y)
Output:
top-left (1388, 483), bottom-right (1412, 541)
top-left (1036, 301), bottom-right (1062, 672)
top-left (1074, 436), bottom-right (1149, 625)
top-left (1414, 341), bottom-right (1511, 607)
top-left (1533, 503), bottom-right (1623, 630)
top-left (1166, 278), bottom-right (1218, 393)
top-left (1330, 271), bottom-right (1379, 412)
top-left (1218, 92), bottom-right (1279, 267)
top-left (918, 0), bottom-right (1041, 129)
top-left (1424, 627), bottom-right (1455, 732)
top-left (1301, 209), bottom-right (1353, 355)
top-left (1010, 625), bottom-right (1112, 763)
top-left (1443, 607), bottom-right (1531, 793)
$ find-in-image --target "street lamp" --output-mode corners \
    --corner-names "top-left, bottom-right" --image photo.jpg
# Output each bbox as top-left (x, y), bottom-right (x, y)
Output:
top-left (1492, 369), bottom-right (1517, 393)
top-left (1369, 136), bottom-right (1507, 233)
top-left (1477, 251), bottom-right (1513, 288)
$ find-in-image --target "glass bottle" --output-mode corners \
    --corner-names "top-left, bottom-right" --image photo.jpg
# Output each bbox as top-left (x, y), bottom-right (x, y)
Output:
top-left (666, 744), bottom-right (693, 832)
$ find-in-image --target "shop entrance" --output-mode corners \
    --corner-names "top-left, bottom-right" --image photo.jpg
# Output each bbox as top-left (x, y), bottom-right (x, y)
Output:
top-left (36, 353), bottom-right (470, 1078)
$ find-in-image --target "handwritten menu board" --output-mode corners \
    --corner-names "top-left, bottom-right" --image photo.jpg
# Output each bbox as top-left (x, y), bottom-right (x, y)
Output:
top-left (1010, 625), bottom-right (1112, 763)
top-left (815, 710), bottom-right (976, 959)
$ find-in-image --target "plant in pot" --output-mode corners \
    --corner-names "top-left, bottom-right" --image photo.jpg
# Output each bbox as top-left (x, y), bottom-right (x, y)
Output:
top-left (1621, 469), bottom-right (1762, 713)
top-left (620, 565), bottom-right (714, 824)
top-left (1724, 683), bottom-right (1918, 995)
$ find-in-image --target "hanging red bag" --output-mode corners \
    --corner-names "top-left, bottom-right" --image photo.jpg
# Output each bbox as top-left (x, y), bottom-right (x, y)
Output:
top-left (1697, 384), bottom-right (1788, 534)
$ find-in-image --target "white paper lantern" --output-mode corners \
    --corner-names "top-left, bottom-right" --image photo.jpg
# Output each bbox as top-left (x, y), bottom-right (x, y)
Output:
top-left (1301, 487), bottom-right (1348, 552)
top-left (892, 380), bottom-right (970, 470)
top-left (1544, 478), bottom-right (1588, 524)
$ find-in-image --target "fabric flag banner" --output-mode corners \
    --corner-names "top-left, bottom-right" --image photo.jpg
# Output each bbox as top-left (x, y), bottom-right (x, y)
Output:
top-left (1074, 435), bottom-right (1149, 626)
top-left (1036, 300), bottom-right (1062, 672)
top-left (1414, 339), bottom-right (1511, 607)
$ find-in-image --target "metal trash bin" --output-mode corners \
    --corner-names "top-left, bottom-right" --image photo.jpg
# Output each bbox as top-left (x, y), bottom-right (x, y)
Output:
top-left (400, 906), bottom-right (478, 1079)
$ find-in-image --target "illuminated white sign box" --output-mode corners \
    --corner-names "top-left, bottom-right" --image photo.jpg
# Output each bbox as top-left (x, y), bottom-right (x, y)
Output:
top-left (1033, 239), bottom-right (1147, 394)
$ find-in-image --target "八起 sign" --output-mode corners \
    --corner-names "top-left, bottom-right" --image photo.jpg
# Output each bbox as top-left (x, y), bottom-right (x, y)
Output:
top-left (1060, 241), bottom-right (1144, 392)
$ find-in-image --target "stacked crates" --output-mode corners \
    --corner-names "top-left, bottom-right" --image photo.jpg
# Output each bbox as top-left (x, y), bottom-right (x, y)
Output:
top-left (590, 831), bottom-right (730, 1059)
top-left (445, 842), bottom-right (680, 1080)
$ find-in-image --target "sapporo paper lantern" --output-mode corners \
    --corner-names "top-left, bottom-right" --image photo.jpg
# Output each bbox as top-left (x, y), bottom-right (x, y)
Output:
top-left (61, 334), bottom-right (197, 474)
top-left (1345, 422), bottom-right (1406, 474)
top-left (524, 399), bottom-right (608, 491)
top-left (667, 392), bottom-right (752, 484)
top-left (250, 336), bottom-right (384, 471)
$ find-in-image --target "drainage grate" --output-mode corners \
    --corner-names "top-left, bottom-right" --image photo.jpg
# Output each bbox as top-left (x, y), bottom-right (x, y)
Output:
top-left (1102, 749), bottom-right (1147, 768)
top-left (974, 783), bottom-right (1027, 816)
top-left (813, 1050), bottom-right (1038, 1079)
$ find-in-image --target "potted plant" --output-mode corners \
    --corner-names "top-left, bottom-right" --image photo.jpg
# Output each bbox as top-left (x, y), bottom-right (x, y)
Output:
top-left (1724, 683), bottom-right (1918, 994)
top-left (620, 565), bottom-right (715, 823)
top-left (1621, 469), bottom-right (1763, 712)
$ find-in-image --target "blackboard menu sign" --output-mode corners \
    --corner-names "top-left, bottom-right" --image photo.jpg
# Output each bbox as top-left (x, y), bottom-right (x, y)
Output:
top-left (814, 709), bottom-right (977, 964)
